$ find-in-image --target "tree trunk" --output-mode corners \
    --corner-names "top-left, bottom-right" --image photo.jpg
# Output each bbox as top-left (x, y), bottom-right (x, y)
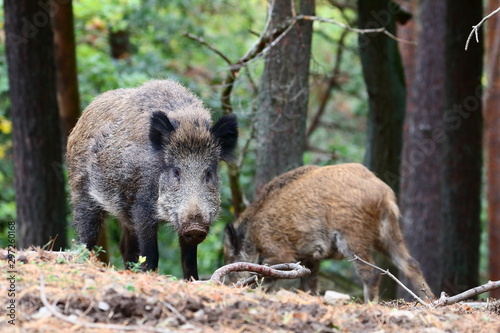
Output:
top-left (399, 0), bottom-right (446, 297)
top-left (4, 0), bottom-right (67, 250)
top-left (396, 1), bottom-right (417, 96)
top-left (441, 0), bottom-right (483, 295)
top-left (52, 0), bottom-right (80, 150)
top-left (486, 0), bottom-right (500, 300)
top-left (357, 0), bottom-right (406, 299)
top-left (358, 0), bottom-right (405, 193)
top-left (254, 0), bottom-right (315, 194)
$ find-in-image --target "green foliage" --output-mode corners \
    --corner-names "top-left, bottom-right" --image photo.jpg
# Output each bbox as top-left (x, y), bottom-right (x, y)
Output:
top-left (127, 255), bottom-right (147, 273)
top-left (0, 21), bottom-right (15, 247)
top-left (0, 0), bottom-right (488, 286)
top-left (0, 0), bottom-right (378, 275)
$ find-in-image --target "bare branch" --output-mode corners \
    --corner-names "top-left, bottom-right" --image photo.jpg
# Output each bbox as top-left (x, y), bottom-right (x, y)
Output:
top-left (350, 255), bottom-right (431, 308)
top-left (307, 27), bottom-right (349, 141)
top-left (208, 262), bottom-right (311, 285)
top-left (465, 6), bottom-right (500, 50)
top-left (433, 280), bottom-right (500, 307)
top-left (183, 33), bottom-right (233, 66)
top-left (162, 300), bottom-right (187, 324)
top-left (296, 15), bottom-right (416, 45)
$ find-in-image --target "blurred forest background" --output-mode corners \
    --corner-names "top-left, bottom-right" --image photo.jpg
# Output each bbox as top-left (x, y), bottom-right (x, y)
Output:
top-left (0, 0), bottom-right (498, 300)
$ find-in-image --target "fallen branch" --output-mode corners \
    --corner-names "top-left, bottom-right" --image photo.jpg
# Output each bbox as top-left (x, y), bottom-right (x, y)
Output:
top-left (208, 262), bottom-right (311, 286)
top-left (349, 255), bottom-right (431, 308)
top-left (161, 300), bottom-right (187, 324)
top-left (433, 280), bottom-right (500, 307)
top-left (465, 6), bottom-right (500, 50)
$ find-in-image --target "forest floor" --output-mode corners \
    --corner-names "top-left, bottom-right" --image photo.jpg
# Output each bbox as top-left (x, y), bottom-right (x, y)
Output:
top-left (1, 248), bottom-right (500, 333)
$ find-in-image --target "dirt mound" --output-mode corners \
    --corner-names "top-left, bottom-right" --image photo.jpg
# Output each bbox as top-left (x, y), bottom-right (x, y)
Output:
top-left (1, 249), bottom-right (499, 332)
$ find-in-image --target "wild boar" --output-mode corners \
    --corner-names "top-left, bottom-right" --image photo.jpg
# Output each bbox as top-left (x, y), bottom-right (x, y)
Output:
top-left (224, 163), bottom-right (434, 302)
top-left (67, 79), bottom-right (238, 280)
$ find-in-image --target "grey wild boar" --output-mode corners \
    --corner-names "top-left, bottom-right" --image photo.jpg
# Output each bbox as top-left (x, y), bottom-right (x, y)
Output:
top-left (67, 79), bottom-right (238, 280)
top-left (224, 163), bottom-right (434, 302)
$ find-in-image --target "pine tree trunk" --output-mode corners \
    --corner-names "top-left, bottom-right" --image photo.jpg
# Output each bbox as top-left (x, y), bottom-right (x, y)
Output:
top-left (399, 0), bottom-right (446, 297)
top-left (486, 0), bottom-right (500, 300)
top-left (441, 0), bottom-right (483, 295)
top-left (358, 0), bottom-right (405, 193)
top-left (4, 0), bottom-right (67, 250)
top-left (52, 0), bottom-right (80, 150)
top-left (254, 0), bottom-right (315, 194)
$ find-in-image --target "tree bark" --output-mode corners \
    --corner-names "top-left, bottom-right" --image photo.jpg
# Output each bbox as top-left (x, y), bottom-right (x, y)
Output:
top-left (4, 0), bottom-right (67, 250)
top-left (358, 0), bottom-right (405, 194)
top-left (357, 0), bottom-right (406, 299)
top-left (485, 0), bottom-right (500, 300)
top-left (52, 0), bottom-right (80, 150)
top-left (254, 0), bottom-right (315, 194)
top-left (399, 0), bottom-right (446, 297)
top-left (441, 0), bottom-right (483, 295)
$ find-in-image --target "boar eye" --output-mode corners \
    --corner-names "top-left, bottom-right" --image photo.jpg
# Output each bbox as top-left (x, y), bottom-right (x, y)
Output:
top-left (172, 167), bottom-right (181, 180)
top-left (204, 169), bottom-right (213, 183)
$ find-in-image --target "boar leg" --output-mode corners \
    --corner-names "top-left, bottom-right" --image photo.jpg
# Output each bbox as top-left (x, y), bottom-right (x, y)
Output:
top-left (350, 252), bottom-right (380, 302)
top-left (180, 238), bottom-right (199, 280)
top-left (128, 203), bottom-right (160, 271)
top-left (73, 195), bottom-right (105, 252)
top-left (119, 225), bottom-right (140, 268)
top-left (136, 223), bottom-right (159, 271)
top-left (333, 232), bottom-right (380, 302)
top-left (299, 260), bottom-right (320, 295)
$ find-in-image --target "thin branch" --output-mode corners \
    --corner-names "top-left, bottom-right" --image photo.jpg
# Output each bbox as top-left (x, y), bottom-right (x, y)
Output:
top-left (39, 275), bottom-right (177, 333)
top-left (296, 15), bottom-right (416, 45)
top-left (208, 262), bottom-right (311, 285)
top-left (307, 27), bottom-right (349, 141)
top-left (350, 255), bottom-right (431, 308)
top-left (183, 33), bottom-right (233, 66)
top-left (161, 300), bottom-right (187, 324)
top-left (465, 6), bottom-right (500, 50)
top-left (433, 280), bottom-right (500, 307)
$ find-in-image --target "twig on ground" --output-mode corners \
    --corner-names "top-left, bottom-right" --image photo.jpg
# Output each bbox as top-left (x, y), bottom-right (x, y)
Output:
top-left (39, 275), bottom-right (177, 333)
top-left (162, 300), bottom-right (187, 324)
top-left (350, 255), bottom-right (431, 308)
top-left (465, 6), bottom-right (500, 50)
top-left (433, 280), bottom-right (500, 307)
top-left (208, 262), bottom-right (311, 286)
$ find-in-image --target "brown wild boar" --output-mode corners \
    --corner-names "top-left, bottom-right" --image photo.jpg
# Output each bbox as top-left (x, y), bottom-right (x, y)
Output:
top-left (224, 163), bottom-right (434, 302)
top-left (67, 79), bottom-right (238, 280)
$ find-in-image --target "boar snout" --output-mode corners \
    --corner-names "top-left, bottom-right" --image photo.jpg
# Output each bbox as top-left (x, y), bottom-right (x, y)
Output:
top-left (180, 211), bottom-right (211, 245)
top-left (182, 228), bottom-right (208, 245)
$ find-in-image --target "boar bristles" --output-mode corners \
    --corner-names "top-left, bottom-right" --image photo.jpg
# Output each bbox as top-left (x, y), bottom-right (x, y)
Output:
top-left (211, 114), bottom-right (238, 163)
top-left (149, 111), bottom-right (179, 151)
top-left (240, 165), bottom-right (319, 223)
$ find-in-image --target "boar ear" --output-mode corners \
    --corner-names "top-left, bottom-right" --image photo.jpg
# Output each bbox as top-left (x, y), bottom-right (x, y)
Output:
top-left (150, 111), bottom-right (177, 151)
top-left (224, 223), bottom-right (241, 255)
top-left (211, 114), bottom-right (238, 163)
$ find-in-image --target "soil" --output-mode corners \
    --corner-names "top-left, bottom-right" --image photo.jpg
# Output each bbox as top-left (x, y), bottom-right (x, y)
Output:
top-left (1, 248), bottom-right (500, 333)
